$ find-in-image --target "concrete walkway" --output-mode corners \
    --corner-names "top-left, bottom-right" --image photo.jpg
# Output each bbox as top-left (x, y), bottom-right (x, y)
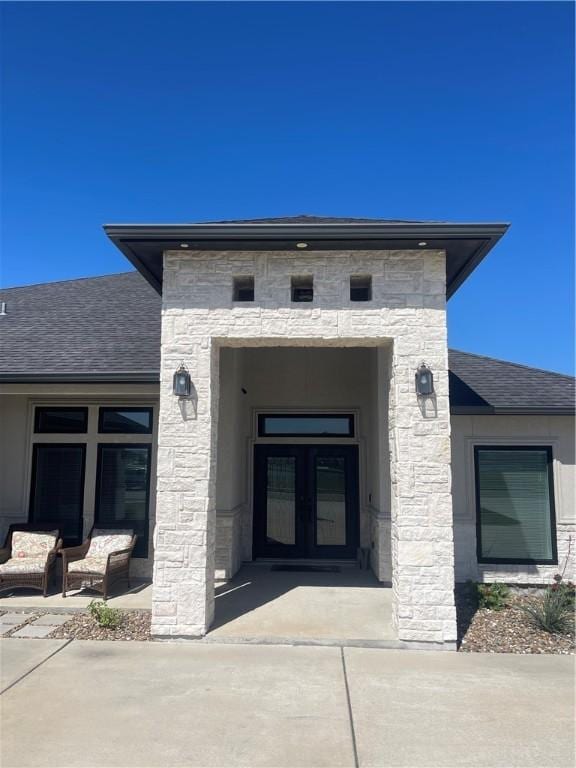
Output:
top-left (0, 582), bottom-right (152, 611)
top-left (1, 639), bottom-right (573, 768)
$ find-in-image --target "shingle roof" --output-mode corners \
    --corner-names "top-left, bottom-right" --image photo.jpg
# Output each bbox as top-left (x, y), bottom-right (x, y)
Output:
top-left (1, 272), bottom-right (573, 413)
top-left (448, 350), bottom-right (575, 414)
top-left (0, 272), bottom-right (161, 380)
top-left (202, 215), bottom-right (439, 224)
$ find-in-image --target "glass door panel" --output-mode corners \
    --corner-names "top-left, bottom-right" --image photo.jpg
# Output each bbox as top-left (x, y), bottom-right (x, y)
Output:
top-left (315, 457), bottom-right (346, 546)
top-left (254, 444), bottom-right (359, 559)
top-left (266, 456), bottom-right (296, 546)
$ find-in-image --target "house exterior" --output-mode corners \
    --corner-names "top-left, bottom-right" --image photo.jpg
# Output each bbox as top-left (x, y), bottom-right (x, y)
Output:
top-left (0, 216), bottom-right (574, 649)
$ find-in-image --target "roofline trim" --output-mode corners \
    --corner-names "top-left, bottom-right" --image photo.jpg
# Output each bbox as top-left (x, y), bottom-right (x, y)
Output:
top-left (0, 372), bottom-right (160, 384)
top-left (104, 222), bottom-right (510, 237)
top-left (450, 406), bottom-right (575, 416)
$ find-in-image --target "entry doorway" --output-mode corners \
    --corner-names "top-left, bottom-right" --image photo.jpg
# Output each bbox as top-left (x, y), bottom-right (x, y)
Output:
top-left (253, 445), bottom-right (359, 559)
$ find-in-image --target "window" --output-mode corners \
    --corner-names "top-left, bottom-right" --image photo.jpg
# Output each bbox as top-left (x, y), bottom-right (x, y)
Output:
top-left (258, 414), bottom-right (354, 437)
top-left (350, 275), bottom-right (372, 302)
top-left (95, 444), bottom-right (151, 558)
top-left (29, 444), bottom-right (86, 545)
top-left (233, 276), bottom-right (254, 302)
top-left (99, 407), bottom-right (152, 434)
top-left (34, 407), bottom-right (88, 434)
top-left (291, 275), bottom-right (313, 302)
top-left (475, 446), bottom-right (557, 564)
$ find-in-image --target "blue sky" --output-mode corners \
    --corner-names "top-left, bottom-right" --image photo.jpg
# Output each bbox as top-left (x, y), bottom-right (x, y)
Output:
top-left (1, 2), bottom-right (574, 373)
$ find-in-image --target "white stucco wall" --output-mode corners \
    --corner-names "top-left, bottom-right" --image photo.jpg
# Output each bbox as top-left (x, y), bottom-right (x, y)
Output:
top-left (0, 394), bottom-right (28, 526)
top-left (451, 414), bottom-right (575, 584)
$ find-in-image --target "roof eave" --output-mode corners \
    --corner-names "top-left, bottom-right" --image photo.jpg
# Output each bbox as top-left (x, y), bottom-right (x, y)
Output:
top-left (104, 221), bottom-right (509, 299)
top-left (0, 372), bottom-right (160, 384)
top-left (450, 406), bottom-right (575, 416)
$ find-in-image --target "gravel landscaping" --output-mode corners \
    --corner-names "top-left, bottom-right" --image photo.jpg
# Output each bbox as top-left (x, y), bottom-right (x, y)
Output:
top-left (457, 591), bottom-right (575, 655)
top-left (3, 591), bottom-right (575, 652)
top-left (49, 610), bottom-right (151, 641)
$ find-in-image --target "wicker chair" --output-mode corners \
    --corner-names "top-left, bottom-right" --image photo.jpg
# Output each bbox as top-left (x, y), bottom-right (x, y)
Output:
top-left (0, 524), bottom-right (62, 597)
top-left (61, 528), bottom-right (137, 600)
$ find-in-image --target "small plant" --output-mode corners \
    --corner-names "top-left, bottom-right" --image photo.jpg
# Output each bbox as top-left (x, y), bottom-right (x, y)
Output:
top-left (550, 573), bottom-right (575, 609)
top-left (88, 600), bottom-right (122, 629)
top-left (522, 575), bottom-right (575, 635)
top-left (476, 582), bottom-right (510, 611)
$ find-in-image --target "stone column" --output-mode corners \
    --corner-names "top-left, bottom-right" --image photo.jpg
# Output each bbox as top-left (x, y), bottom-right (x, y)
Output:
top-left (389, 336), bottom-right (458, 649)
top-left (151, 337), bottom-right (219, 638)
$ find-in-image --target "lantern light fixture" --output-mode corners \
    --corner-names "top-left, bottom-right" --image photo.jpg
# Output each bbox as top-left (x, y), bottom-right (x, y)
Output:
top-left (415, 362), bottom-right (434, 397)
top-left (173, 363), bottom-right (191, 397)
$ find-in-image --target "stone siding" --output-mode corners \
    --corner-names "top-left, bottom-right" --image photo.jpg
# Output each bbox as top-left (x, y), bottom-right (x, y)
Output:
top-left (215, 507), bottom-right (244, 580)
top-left (153, 248), bottom-right (457, 645)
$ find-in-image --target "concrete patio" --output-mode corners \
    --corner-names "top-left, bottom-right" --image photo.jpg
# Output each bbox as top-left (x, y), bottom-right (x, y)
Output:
top-left (209, 564), bottom-right (394, 645)
top-left (0, 564), bottom-right (395, 645)
top-left (1, 638), bottom-right (573, 767)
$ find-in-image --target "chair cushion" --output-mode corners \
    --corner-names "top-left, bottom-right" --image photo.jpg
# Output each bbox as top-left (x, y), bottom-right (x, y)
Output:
top-left (68, 557), bottom-right (108, 575)
top-left (11, 531), bottom-right (58, 560)
top-left (87, 529), bottom-right (133, 557)
top-left (0, 558), bottom-right (46, 574)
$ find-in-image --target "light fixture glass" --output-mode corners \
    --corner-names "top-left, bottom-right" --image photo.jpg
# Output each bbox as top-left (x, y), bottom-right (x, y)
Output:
top-left (415, 363), bottom-right (434, 396)
top-left (173, 364), bottom-right (191, 397)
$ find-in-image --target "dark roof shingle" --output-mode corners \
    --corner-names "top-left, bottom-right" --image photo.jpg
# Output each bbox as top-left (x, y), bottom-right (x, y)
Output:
top-left (201, 215), bottom-right (438, 224)
top-left (0, 272), bottom-right (160, 379)
top-left (448, 350), bottom-right (575, 414)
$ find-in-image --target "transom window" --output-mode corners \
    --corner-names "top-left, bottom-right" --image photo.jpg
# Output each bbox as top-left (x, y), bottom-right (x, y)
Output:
top-left (475, 446), bottom-right (557, 564)
top-left (258, 414), bottom-right (354, 437)
top-left (34, 407), bottom-right (88, 434)
top-left (98, 407), bottom-right (153, 434)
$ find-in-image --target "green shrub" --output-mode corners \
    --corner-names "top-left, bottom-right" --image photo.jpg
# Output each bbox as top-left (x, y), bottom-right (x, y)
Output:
top-left (476, 582), bottom-right (510, 611)
top-left (522, 576), bottom-right (575, 635)
top-left (88, 600), bottom-right (122, 629)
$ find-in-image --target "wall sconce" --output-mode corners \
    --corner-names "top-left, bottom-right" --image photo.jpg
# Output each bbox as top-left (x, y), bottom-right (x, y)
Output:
top-left (415, 363), bottom-right (434, 397)
top-left (173, 364), bottom-right (191, 397)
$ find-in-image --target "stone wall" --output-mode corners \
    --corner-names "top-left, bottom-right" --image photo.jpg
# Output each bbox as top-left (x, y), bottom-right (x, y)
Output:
top-left (215, 507), bottom-right (244, 580)
top-left (153, 247), bottom-right (457, 644)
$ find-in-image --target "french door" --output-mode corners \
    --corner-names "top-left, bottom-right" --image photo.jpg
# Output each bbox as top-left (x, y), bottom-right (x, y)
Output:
top-left (253, 445), bottom-right (359, 559)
